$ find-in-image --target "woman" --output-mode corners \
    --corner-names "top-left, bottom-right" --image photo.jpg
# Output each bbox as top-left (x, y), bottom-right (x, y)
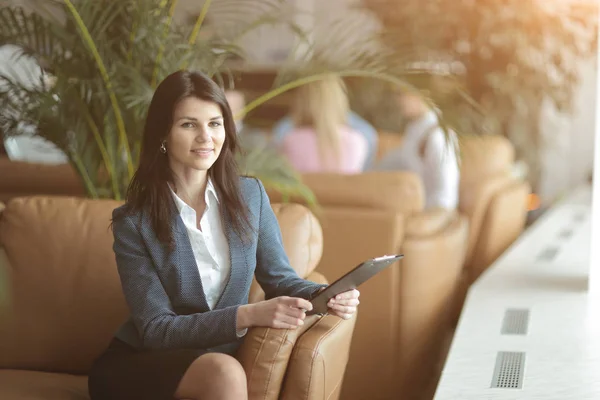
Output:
top-left (375, 89), bottom-right (459, 210)
top-left (278, 74), bottom-right (368, 173)
top-left (88, 70), bottom-right (360, 400)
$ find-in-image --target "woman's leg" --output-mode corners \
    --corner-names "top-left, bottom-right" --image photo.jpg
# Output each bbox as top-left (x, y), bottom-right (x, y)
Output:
top-left (174, 353), bottom-right (247, 400)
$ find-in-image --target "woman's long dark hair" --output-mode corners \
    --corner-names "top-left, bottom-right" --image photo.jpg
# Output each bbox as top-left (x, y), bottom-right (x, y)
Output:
top-left (119, 70), bottom-right (250, 248)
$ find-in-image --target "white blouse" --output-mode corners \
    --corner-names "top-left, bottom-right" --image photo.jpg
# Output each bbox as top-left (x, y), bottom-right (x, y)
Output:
top-left (170, 180), bottom-right (230, 309)
top-left (170, 181), bottom-right (247, 337)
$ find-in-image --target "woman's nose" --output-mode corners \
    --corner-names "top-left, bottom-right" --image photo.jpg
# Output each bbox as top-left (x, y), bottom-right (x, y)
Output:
top-left (195, 127), bottom-right (211, 142)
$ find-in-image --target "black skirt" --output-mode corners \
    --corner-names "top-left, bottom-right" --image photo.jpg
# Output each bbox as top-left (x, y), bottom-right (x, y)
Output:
top-left (88, 337), bottom-right (208, 400)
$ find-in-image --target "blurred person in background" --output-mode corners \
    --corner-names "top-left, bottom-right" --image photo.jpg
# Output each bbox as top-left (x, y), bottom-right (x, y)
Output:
top-left (272, 80), bottom-right (377, 169)
top-left (277, 74), bottom-right (368, 173)
top-left (374, 89), bottom-right (459, 209)
top-left (224, 89), bottom-right (271, 150)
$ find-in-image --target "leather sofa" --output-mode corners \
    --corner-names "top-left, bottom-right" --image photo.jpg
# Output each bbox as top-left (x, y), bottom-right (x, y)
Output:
top-left (0, 196), bottom-right (356, 400)
top-left (268, 172), bottom-right (469, 400)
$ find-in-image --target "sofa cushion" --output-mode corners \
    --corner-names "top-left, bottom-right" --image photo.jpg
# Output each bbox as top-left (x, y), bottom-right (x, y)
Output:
top-left (0, 370), bottom-right (89, 400)
top-left (0, 196), bottom-right (127, 374)
top-left (303, 172), bottom-right (423, 214)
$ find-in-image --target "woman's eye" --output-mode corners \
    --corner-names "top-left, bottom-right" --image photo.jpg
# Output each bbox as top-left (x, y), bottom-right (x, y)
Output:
top-left (209, 121), bottom-right (222, 128)
top-left (181, 122), bottom-right (195, 128)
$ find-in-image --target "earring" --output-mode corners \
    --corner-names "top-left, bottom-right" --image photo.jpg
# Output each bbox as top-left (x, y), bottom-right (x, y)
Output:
top-left (160, 141), bottom-right (167, 154)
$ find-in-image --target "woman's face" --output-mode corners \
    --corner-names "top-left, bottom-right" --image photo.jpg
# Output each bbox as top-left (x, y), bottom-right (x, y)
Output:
top-left (166, 96), bottom-right (226, 175)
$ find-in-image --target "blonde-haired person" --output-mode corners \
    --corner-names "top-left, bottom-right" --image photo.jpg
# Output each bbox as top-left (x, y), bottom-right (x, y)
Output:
top-left (277, 75), bottom-right (368, 173)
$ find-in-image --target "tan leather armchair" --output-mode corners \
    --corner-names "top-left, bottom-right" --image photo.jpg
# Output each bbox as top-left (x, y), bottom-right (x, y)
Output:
top-left (376, 133), bottom-right (530, 331)
top-left (376, 133), bottom-right (530, 281)
top-left (268, 172), bottom-right (469, 400)
top-left (458, 135), bottom-right (530, 281)
top-left (0, 197), bottom-right (356, 400)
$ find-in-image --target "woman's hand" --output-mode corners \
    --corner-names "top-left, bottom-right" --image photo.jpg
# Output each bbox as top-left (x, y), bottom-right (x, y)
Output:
top-left (326, 289), bottom-right (360, 320)
top-left (237, 296), bottom-right (313, 330)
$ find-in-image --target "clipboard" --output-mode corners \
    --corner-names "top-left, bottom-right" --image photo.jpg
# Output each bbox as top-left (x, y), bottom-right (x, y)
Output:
top-left (307, 254), bottom-right (404, 316)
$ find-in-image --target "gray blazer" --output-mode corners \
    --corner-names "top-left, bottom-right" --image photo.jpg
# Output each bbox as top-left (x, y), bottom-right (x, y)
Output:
top-left (112, 177), bottom-right (325, 353)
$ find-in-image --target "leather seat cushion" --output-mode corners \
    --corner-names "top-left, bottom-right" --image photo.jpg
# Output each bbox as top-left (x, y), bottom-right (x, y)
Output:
top-left (0, 369), bottom-right (89, 400)
top-left (0, 197), bottom-right (128, 373)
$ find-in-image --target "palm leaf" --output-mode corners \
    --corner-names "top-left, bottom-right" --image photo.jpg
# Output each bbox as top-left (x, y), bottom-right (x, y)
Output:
top-left (187, 0), bottom-right (213, 46)
top-left (63, 0), bottom-right (133, 184)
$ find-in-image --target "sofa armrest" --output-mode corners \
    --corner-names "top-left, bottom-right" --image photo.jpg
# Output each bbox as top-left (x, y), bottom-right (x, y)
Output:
top-left (405, 208), bottom-right (458, 237)
top-left (237, 314), bottom-right (323, 400)
top-left (280, 311), bottom-right (358, 400)
top-left (459, 172), bottom-right (514, 266)
top-left (468, 180), bottom-right (530, 280)
top-left (238, 272), bottom-right (330, 400)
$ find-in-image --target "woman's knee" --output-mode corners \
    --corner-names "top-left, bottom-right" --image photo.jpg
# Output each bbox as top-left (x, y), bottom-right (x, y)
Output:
top-left (177, 353), bottom-right (247, 398)
top-left (200, 353), bottom-right (247, 385)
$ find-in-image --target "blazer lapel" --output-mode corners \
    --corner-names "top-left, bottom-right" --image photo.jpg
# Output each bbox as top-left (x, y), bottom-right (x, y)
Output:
top-left (214, 212), bottom-right (248, 308)
top-left (172, 210), bottom-right (210, 310)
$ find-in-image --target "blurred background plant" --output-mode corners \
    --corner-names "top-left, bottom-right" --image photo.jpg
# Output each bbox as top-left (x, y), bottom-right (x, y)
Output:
top-left (1, 0), bottom-right (480, 203)
top-left (357, 0), bottom-right (598, 189)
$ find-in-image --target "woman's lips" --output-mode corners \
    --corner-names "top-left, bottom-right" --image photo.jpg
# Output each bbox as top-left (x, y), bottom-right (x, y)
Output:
top-left (191, 149), bottom-right (213, 157)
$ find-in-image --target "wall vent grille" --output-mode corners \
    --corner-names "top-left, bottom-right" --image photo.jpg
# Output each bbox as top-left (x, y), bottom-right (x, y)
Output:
top-left (490, 351), bottom-right (525, 389)
top-left (557, 228), bottom-right (574, 239)
top-left (501, 309), bottom-right (529, 335)
top-left (573, 212), bottom-right (586, 223)
top-left (537, 246), bottom-right (560, 262)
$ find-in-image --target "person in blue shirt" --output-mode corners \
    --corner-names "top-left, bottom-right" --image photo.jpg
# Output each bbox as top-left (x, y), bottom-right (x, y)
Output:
top-left (271, 110), bottom-right (378, 170)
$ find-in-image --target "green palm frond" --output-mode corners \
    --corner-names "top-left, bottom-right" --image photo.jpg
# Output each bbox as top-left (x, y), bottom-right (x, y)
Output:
top-left (186, 0), bottom-right (212, 47)
top-left (63, 0), bottom-right (133, 183)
